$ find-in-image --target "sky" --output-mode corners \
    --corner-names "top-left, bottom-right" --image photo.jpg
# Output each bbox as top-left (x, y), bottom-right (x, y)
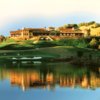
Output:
top-left (0, 0), bottom-right (100, 35)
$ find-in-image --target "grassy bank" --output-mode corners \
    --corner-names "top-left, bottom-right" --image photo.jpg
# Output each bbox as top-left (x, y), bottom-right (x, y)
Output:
top-left (0, 46), bottom-right (74, 59)
top-left (0, 38), bottom-right (100, 66)
top-left (0, 46), bottom-right (100, 60)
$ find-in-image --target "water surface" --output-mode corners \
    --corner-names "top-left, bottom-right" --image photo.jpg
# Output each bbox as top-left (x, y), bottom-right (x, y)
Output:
top-left (0, 61), bottom-right (100, 100)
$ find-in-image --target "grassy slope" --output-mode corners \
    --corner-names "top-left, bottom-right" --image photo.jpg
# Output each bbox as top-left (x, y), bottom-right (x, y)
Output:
top-left (0, 37), bottom-right (100, 60)
top-left (0, 39), bottom-right (34, 50)
top-left (0, 46), bottom-right (74, 58)
top-left (0, 46), bottom-right (99, 60)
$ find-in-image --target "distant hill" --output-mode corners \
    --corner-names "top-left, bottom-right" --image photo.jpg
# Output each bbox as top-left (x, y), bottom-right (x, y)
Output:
top-left (78, 21), bottom-right (100, 36)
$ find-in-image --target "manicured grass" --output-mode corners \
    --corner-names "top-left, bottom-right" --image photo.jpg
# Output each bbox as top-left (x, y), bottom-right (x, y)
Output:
top-left (0, 46), bottom-right (100, 60)
top-left (0, 38), bottom-right (100, 60)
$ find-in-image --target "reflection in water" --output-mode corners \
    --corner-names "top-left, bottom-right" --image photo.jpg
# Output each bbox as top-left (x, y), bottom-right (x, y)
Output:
top-left (0, 62), bottom-right (100, 91)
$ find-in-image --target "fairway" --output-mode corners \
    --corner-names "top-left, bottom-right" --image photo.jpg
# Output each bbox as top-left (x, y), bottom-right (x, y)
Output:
top-left (0, 46), bottom-right (99, 61)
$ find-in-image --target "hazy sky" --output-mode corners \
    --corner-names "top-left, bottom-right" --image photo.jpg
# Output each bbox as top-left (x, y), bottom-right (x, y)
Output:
top-left (0, 0), bottom-right (100, 35)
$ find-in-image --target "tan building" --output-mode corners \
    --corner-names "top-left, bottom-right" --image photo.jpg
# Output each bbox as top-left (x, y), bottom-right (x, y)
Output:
top-left (10, 28), bottom-right (49, 40)
top-left (10, 27), bottom-right (84, 40)
top-left (58, 27), bottom-right (84, 38)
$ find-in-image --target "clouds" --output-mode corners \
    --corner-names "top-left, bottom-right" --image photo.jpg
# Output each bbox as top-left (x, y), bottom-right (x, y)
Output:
top-left (0, 0), bottom-right (100, 35)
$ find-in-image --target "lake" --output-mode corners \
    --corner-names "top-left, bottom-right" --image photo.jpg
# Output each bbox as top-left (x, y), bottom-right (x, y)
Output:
top-left (0, 61), bottom-right (100, 100)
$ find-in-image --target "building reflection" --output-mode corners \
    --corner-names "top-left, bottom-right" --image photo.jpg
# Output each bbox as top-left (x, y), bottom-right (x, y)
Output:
top-left (0, 67), bottom-right (100, 91)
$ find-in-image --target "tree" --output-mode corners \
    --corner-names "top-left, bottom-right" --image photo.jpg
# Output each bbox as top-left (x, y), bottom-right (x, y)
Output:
top-left (50, 30), bottom-right (60, 36)
top-left (63, 24), bottom-right (78, 29)
top-left (89, 38), bottom-right (97, 46)
top-left (89, 38), bottom-right (98, 49)
top-left (94, 23), bottom-right (100, 28)
top-left (88, 21), bottom-right (95, 25)
top-left (0, 35), bottom-right (6, 42)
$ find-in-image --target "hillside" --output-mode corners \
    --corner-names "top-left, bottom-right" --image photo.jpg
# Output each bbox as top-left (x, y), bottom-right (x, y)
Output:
top-left (79, 21), bottom-right (100, 36)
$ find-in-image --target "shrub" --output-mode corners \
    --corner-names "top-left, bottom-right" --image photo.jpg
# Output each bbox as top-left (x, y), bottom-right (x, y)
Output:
top-left (57, 38), bottom-right (88, 48)
top-left (34, 41), bottom-right (58, 48)
top-left (88, 38), bottom-right (98, 49)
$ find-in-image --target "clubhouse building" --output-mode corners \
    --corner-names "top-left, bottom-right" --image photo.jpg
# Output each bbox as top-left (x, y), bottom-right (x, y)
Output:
top-left (10, 27), bottom-right (84, 40)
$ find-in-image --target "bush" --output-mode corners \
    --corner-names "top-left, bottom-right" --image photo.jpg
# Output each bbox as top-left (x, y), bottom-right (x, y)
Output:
top-left (57, 39), bottom-right (74, 46)
top-left (0, 43), bottom-right (34, 50)
top-left (88, 38), bottom-right (98, 49)
top-left (34, 41), bottom-right (58, 48)
top-left (57, 38), bottom-right (88, 48)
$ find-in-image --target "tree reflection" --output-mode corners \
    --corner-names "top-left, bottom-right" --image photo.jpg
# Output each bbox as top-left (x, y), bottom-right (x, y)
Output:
top-left (0, 62), bottom-right (100, 91)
